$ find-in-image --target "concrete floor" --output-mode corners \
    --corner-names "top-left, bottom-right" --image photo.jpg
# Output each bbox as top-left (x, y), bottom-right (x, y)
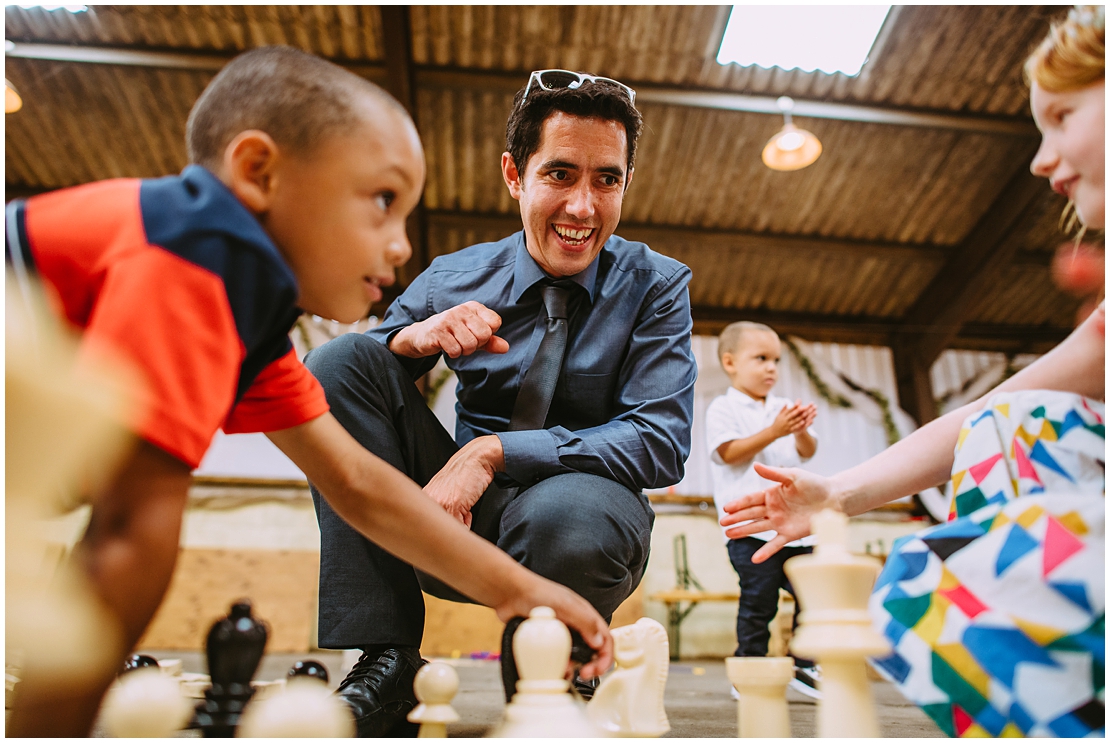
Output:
top-left (93, 649), bottom-right (945, 737)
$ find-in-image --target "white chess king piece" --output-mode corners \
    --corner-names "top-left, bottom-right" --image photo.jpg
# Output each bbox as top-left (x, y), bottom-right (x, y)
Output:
top-left (489, 606), bottom-right (602, 738)
top-left (783, 509), bottom-right (890, 738)
top-left (587, 617), bottom-right (670, 736)
top-left (725, 656), bottom-right (793, 737)
top-left (100, 667), bottom-right (193, 738)
top-left (237, 676), bottom-right (355, 737)
top-left (408, 661), bottom-right (460, 737)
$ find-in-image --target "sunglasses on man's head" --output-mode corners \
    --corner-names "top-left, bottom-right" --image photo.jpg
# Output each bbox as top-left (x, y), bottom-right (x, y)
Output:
top-left (521, 69), bottom-right (637, 105)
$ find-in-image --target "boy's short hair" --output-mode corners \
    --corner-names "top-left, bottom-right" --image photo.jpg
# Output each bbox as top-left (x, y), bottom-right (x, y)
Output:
top-left (717, 321), bottom-right (778, 363)
top-left (187, 46), bottom-right (407, 170)
top-left (505, 76), bottom-right (643, 180)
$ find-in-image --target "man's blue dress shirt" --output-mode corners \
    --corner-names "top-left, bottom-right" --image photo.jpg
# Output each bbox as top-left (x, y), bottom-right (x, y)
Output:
top-left (368, 231), bottom-right (697, 493)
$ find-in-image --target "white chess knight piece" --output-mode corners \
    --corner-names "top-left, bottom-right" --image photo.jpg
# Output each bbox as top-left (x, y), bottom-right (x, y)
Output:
top-left (408, 661), bottom-right (460, 737)
top-left (587, 618), bottom-right (670, 736)
top-left (100, 667), bottom-right (193, 738)
top-left (725, 656), bottom-right (793, 738)
top-left (783, 509), bottom-right (891, 738)
top-left (488, 606), bottom-right (603, 738)
top-left (237, 676), bottom-right (355, 737)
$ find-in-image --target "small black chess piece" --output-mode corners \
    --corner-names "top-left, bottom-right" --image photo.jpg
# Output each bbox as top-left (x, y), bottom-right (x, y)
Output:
top-left (288, 659), bottom-right (330, 685)
top-left (121, 653), bottom-right (160, 675)
top-left (191, 599), bottom-right (269, 737)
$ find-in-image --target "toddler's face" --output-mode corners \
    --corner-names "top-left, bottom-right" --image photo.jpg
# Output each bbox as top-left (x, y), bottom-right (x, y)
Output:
top-left (723, 330), bottom-right (781, 401)
top-left (264, 103), bottom-right (425, 323)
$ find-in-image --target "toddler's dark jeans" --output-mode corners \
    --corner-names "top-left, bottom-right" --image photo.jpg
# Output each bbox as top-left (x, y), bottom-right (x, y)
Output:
top-left (727, 536), bottom-right (814, 666)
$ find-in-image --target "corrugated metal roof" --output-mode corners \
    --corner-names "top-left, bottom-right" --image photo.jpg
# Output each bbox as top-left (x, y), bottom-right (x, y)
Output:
top-left (408, 5), bottom-right (1059, 115)
top-left (3, 4), bottom-right (1087, 356)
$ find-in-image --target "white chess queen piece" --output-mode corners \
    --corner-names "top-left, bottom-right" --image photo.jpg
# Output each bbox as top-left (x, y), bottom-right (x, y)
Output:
top-left (725, 656), bottom-right (793, 737)
top-left (587, 617), bottom-right (671, 736)
top-left (100, 667), bottom-right (193, 738)
top-left (408, 661), bottom-right (460, 738)
top-left (783, 509), bottom-right (890, 738)
top-left (489, 606), bottom-right (602, 738)
top-left (237, 676), bottom-right (355, 737)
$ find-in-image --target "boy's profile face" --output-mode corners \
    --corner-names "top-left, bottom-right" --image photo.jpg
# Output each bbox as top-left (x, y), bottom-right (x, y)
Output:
top-left (263, 101), bottom-right (426, 323)
top-left (721, 329), bottom-right (781, 401)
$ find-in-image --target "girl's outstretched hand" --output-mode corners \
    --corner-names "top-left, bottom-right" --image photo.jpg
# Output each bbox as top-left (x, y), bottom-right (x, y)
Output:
top-left (719, 463), bottom-right (838, 563)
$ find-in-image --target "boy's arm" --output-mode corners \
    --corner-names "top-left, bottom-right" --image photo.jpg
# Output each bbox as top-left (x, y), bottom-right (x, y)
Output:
top-left (717, 402), bottom-right (808, 464)
top-left (794, 427), bottom-right (817, 459)
top-left (266, 412), bottom-right (613, 678)
top-left (8, 441), bottom-right (193, 737)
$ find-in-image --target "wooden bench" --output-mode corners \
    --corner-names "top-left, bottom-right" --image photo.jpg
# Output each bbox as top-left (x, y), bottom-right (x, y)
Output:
top-left (649, 534), bottom-right (740, 659)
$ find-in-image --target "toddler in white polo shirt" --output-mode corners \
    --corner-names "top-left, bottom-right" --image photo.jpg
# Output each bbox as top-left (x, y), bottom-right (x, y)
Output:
top-left (706, 321), bottom-right (821, 698)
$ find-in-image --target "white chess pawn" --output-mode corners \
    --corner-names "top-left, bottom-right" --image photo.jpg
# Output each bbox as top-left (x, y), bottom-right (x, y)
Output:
top-left (237, 676), bottom-right (355, 737)
top-left (783, 509), bottom-right (890, 738)
top-left (489, 606), bottom-right (601, 738)
top-left (100, 667), bottom-right (193, 738)
top-left (725, 656), bottom-right (793, 737)
top-left (407, 661), bottom-right (460, 737)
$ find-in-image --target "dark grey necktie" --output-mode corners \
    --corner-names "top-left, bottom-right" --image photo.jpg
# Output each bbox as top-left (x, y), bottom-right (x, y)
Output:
top-left (470, 280), bottom-right (572, 539)
top-left (508, 281), bottom-right (571, 431)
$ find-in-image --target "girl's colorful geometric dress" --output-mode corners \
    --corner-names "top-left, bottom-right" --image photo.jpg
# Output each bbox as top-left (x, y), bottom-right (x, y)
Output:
top-left (871, 390), bottom-right (1105, 737)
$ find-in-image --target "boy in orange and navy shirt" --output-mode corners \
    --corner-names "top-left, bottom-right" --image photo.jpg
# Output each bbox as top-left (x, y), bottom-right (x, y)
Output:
top-left (5, 46), bottom-right (611, 737)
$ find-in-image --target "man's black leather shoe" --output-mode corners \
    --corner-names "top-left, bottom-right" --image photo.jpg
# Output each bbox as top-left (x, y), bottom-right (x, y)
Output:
top-left (336, 647), bottom-right (426, 737)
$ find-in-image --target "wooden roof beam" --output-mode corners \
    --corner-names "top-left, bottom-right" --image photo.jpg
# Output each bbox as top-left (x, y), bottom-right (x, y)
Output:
top-left (890, 164), bottom-right (1046, 423)
top-left (378, 6), bottom-right (429, 281)
top-left (415, 68), bottom-right (1039, 137)
top-left (6, 42), bottom-right (1038, 136)
top-left (691, 306), bottom-right (1067, 354)
top-left (894, 165), bottom-right (1046, 367)
top-left (425, 209), bottom-right (946, 263)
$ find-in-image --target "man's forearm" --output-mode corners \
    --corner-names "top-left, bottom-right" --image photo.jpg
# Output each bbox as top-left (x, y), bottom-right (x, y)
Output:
top-left (499, 416), bottom-right (690, 492)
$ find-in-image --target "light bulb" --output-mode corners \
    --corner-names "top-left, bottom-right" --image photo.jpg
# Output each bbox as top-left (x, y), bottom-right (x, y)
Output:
top-left (776, 131), bottom-right (805, 152)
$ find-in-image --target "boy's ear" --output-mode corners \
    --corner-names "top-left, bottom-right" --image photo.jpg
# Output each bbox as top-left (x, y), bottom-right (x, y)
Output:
top-left (501, 151), bottom-right (524, 200)
top-left (720, 352), bottom-right (736, 373)
top-left (222, 130), bottom-right (282, 214)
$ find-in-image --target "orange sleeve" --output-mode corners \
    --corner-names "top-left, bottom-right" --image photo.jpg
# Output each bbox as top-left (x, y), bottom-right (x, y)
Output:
top-left (223, 347), bottom-right (329, 434)
top-left (80, 249), bottom-right (243, 468)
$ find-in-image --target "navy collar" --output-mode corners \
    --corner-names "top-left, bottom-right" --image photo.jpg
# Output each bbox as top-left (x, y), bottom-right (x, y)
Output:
top-left (509, 232), bottom-right (600, 304)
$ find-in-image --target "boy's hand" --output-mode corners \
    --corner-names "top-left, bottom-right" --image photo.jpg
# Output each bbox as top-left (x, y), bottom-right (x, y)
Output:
top-left (496, 577), bottom-right (614, 681)
top-left (423, 435), bottom-right (504, 527)
top-left (720, 462), bottom-right (835, 562)
top-left (769, 401), bottom-right (809, 438)
top-left (390, 301), bottom-right (510, 359)
top-left (791, 402), bottom-right (817, 432)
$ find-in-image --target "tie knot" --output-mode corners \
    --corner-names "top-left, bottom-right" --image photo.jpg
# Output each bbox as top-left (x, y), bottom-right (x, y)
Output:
top-left (541, 281), bottom-right (572, 320)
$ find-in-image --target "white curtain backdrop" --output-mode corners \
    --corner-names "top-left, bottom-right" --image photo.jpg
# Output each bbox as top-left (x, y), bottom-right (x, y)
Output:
top-left (660, 335), bottom-right (923, 499)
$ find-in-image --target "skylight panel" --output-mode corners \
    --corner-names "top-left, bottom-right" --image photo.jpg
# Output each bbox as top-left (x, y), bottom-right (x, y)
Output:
top-left (5, 3), bottom-right (88, 11)
top-left (717, 5), bottom-right (891, 77)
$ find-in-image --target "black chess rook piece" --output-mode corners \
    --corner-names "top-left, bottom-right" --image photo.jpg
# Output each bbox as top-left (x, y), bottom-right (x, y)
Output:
top-left (192, 599), bottom-right (269, 737)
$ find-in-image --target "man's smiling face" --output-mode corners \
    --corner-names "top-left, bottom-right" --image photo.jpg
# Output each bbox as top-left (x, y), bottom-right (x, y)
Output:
top-left (502, 111), bottom-right (630, 278)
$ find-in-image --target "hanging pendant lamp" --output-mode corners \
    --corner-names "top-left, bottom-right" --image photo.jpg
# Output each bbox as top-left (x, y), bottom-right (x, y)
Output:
top-left (762, 97), bottom-right (821, 171)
